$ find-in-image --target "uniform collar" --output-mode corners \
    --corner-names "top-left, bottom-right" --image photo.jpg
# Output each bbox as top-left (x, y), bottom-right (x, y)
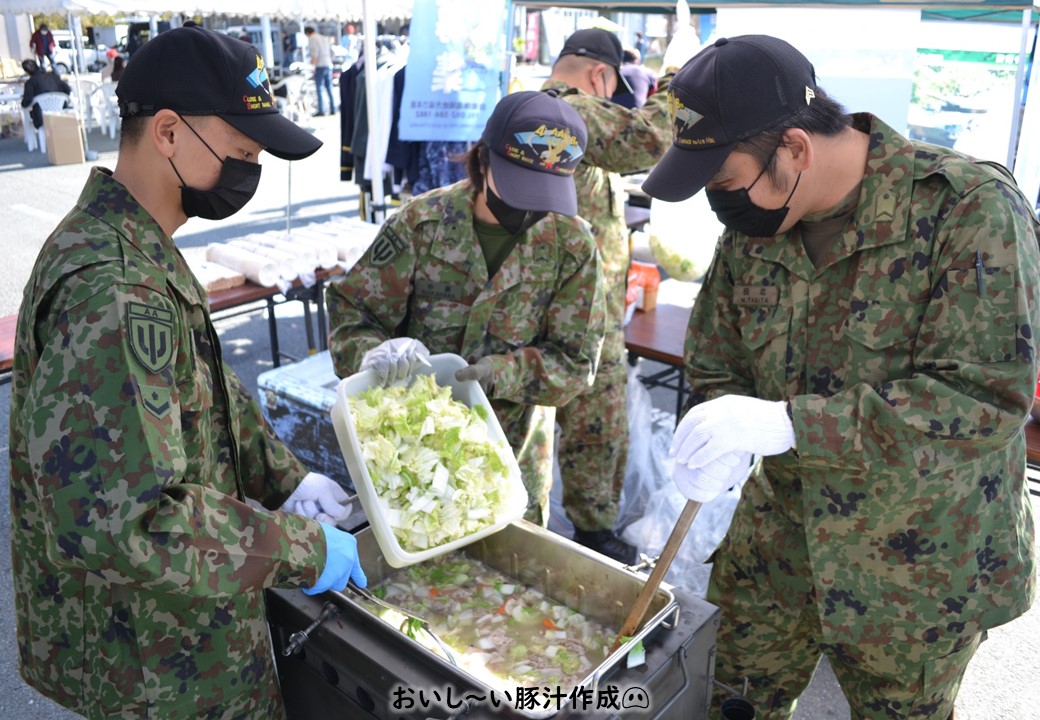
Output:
top-left (425, 183), bottom-right (559, 294)
top-left (745, 113), bottom-right (914, 271)
top-left (425, 184), bottom-right (489, 287)
top-left (79, 167), bottom-right (204, 305)
top-left (540, 78), bottom-right (583, 97)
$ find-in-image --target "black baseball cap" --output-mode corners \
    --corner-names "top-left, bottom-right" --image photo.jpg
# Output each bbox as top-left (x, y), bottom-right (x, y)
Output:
top-left (481, 91), bottom-right (587, 216)
top-left (559, 28), bottom-right (633, 94)
top-left (642, 35), bottom-right (817, 202)
top-left (116, 24), bottom-right (321, 161)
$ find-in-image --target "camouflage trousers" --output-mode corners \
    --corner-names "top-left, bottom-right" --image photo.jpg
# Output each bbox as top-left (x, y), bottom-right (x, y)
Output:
top-left (555, 357), bottom-right (628, 531)
top-left (708, 475), bottom-right (980, 719)
top-left (95, 690), bottom-right (285, 720)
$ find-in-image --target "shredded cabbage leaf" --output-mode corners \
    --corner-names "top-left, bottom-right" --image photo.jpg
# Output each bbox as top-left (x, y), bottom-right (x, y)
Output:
top-left (349, 375), bottom-right (511, 551)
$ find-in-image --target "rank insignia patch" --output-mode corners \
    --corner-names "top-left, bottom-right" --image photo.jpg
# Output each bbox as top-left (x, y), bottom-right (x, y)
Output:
top-left (126, 302), bottom-right (174, 374)
top-left (141, 382), bottom-right (172, 420)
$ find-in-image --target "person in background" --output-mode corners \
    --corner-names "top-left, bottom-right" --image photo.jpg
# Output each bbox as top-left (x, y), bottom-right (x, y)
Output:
top-left (326, 91), bottom-right (606, 527)
top-left (341, 22), bottom-right (361, 61)
top-left (29, 23), bottom-right (56, 71)
top-left (305, 25), bottom-right (335, 116)
top-left (109, 54), bottom-right (125, 82)
top-left (612, 48), bottom-right (658, 109)
top-left (643, 35), bottom-right (1038, 718)
top-left (126, 29), bottom-right (143, 58)
top-left (541, 27), bottom-right (680, 563)
top-left (633, 30), bottom-right (649, 58)
top-left (9, 25), bottom-right (365, 720)
top-left (20, 58), bottom-right (71, 129)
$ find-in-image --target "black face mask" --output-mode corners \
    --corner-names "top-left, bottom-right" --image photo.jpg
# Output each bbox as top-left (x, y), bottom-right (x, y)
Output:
top-left (485, 185), bottom-right (548, 237)
top-left (705, 159), bottom-right (801, 238)
top-left (169, 117), bottom-right (262, 220)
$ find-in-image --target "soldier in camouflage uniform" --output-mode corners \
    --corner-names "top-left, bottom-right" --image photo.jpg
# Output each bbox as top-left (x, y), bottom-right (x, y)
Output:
top-left (541, 28), bottom-right (676, 563)
top-left (327, 91), bottom-right (605, 525)
top-left (643, 36), bottom-right (1038, 718)
top-left (9, 27), bottom-right (366, 720)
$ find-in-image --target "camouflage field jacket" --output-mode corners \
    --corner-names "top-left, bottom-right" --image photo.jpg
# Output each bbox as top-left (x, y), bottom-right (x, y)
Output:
top-left (9, 169), bottom-right (326, 719)
top-left (326, 180), bottom-right (606, 452)
top-left (686, 114), bottom-right (1039, 649)
top-left (541, 75), bottom-right (673, 368)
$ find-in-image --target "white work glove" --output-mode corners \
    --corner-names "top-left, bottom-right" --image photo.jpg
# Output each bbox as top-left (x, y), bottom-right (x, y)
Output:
top-left (359, 337), bottom-right (430, 386)
top-left (671, 395), bottom-right (794, 470)
top-left (673, 450), bottom-right (752, 504)
top-left (280, 472), bottom-right (353, 525)
top-left (660, 0), bottom-right (701, 73)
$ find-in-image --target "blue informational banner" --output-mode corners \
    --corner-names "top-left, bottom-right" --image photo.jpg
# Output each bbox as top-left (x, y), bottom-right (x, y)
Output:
top-left (399, 0), bottom-right (509, 142)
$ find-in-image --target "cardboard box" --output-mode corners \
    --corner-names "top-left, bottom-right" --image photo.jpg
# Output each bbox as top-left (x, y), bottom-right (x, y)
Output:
top-left (42, 111), bottom-right (84, 166)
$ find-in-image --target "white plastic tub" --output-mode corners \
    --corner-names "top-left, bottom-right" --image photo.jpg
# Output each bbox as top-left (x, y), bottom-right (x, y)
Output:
top-left (330, 353), bottom-right (527, 568)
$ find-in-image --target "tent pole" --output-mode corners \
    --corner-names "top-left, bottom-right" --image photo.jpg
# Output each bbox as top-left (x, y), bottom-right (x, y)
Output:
top-left (1013, 16), bottom-right (1040, 209)
top-left (67, 11), bottom-right (92, 162)
top-left (1006, 8), bottom-right (1033, 172)
top-left (261, 15), bottom-right (275, 77)
top-left (361, 0), bottom-right (386, 224)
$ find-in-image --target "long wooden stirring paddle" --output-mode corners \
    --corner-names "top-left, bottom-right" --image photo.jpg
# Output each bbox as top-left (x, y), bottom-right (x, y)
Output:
top-left (608, 499), bottom-right (702, 654)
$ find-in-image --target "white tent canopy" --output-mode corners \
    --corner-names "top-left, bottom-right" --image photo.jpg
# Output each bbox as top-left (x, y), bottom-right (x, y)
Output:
top-left (0, 0), bottom-right (414, 20)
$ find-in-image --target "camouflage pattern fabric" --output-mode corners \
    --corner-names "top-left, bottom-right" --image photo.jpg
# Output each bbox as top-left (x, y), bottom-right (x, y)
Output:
top-left (541, 75), bottom-right (674, 531)
top-left (684, 115), bottom-right (1038, 714)
top-left (9, 168), bottom-right (328, 720)
top-left (326, 181), bottom-right (606, 525)
top-left (709, 469), bottom-right (982, 718)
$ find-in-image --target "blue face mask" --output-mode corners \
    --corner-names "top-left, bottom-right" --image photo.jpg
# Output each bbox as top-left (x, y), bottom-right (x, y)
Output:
top-left (705, 155), bottom-right (800, 238)
top-left (168, 116), bottom-right (262, 220)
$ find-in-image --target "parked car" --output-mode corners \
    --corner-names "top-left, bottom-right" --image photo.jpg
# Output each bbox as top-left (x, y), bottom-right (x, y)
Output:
top-left (50, 29), bottom-right (109, 74)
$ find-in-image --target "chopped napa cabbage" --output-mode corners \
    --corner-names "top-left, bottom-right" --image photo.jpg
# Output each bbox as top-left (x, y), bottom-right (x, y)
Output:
top-left (349, 374), bottom-right (512, 551)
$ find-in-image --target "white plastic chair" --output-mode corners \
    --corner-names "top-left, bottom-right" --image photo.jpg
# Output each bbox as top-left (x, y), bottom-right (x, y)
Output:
top-left (271, 74), bottom-right (309, 123)
top-left (74, 79), bottom-right (100, 129)
top-left (93, 84), bottom-right (118, 140)
top-left (21, 107), bottom-right (36, 151)
top-left (29, 92), bottom-right (73, 154)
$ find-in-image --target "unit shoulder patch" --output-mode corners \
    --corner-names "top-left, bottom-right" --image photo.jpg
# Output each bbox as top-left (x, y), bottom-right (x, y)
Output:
top-left (126, 301), bottom-right (174, 374)
top-left (369, 226), bottom-right (407, 268)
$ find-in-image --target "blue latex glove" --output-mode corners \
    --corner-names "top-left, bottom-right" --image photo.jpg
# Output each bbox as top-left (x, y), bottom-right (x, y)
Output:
top-left (303, 523), bottom-right (367, 595)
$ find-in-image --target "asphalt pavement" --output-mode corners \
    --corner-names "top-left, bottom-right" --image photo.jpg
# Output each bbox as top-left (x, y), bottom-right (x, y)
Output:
top-left (0, 112), bottom-right (1038, 719)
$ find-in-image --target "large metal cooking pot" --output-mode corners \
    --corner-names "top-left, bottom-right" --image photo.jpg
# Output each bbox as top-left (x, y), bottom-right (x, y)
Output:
top-left (269, 520), bottom-right (722, 719)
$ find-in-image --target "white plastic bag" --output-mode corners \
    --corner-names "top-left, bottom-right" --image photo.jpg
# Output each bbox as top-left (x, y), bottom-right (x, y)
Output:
top-left (647, 191), bottom-right (724, 282)
top-left (614, 364), bottom-right (675, 532)
top-left (616, 364), bottom-right (748, 598)
top-left (660, 0), bottom-right (701, 73)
